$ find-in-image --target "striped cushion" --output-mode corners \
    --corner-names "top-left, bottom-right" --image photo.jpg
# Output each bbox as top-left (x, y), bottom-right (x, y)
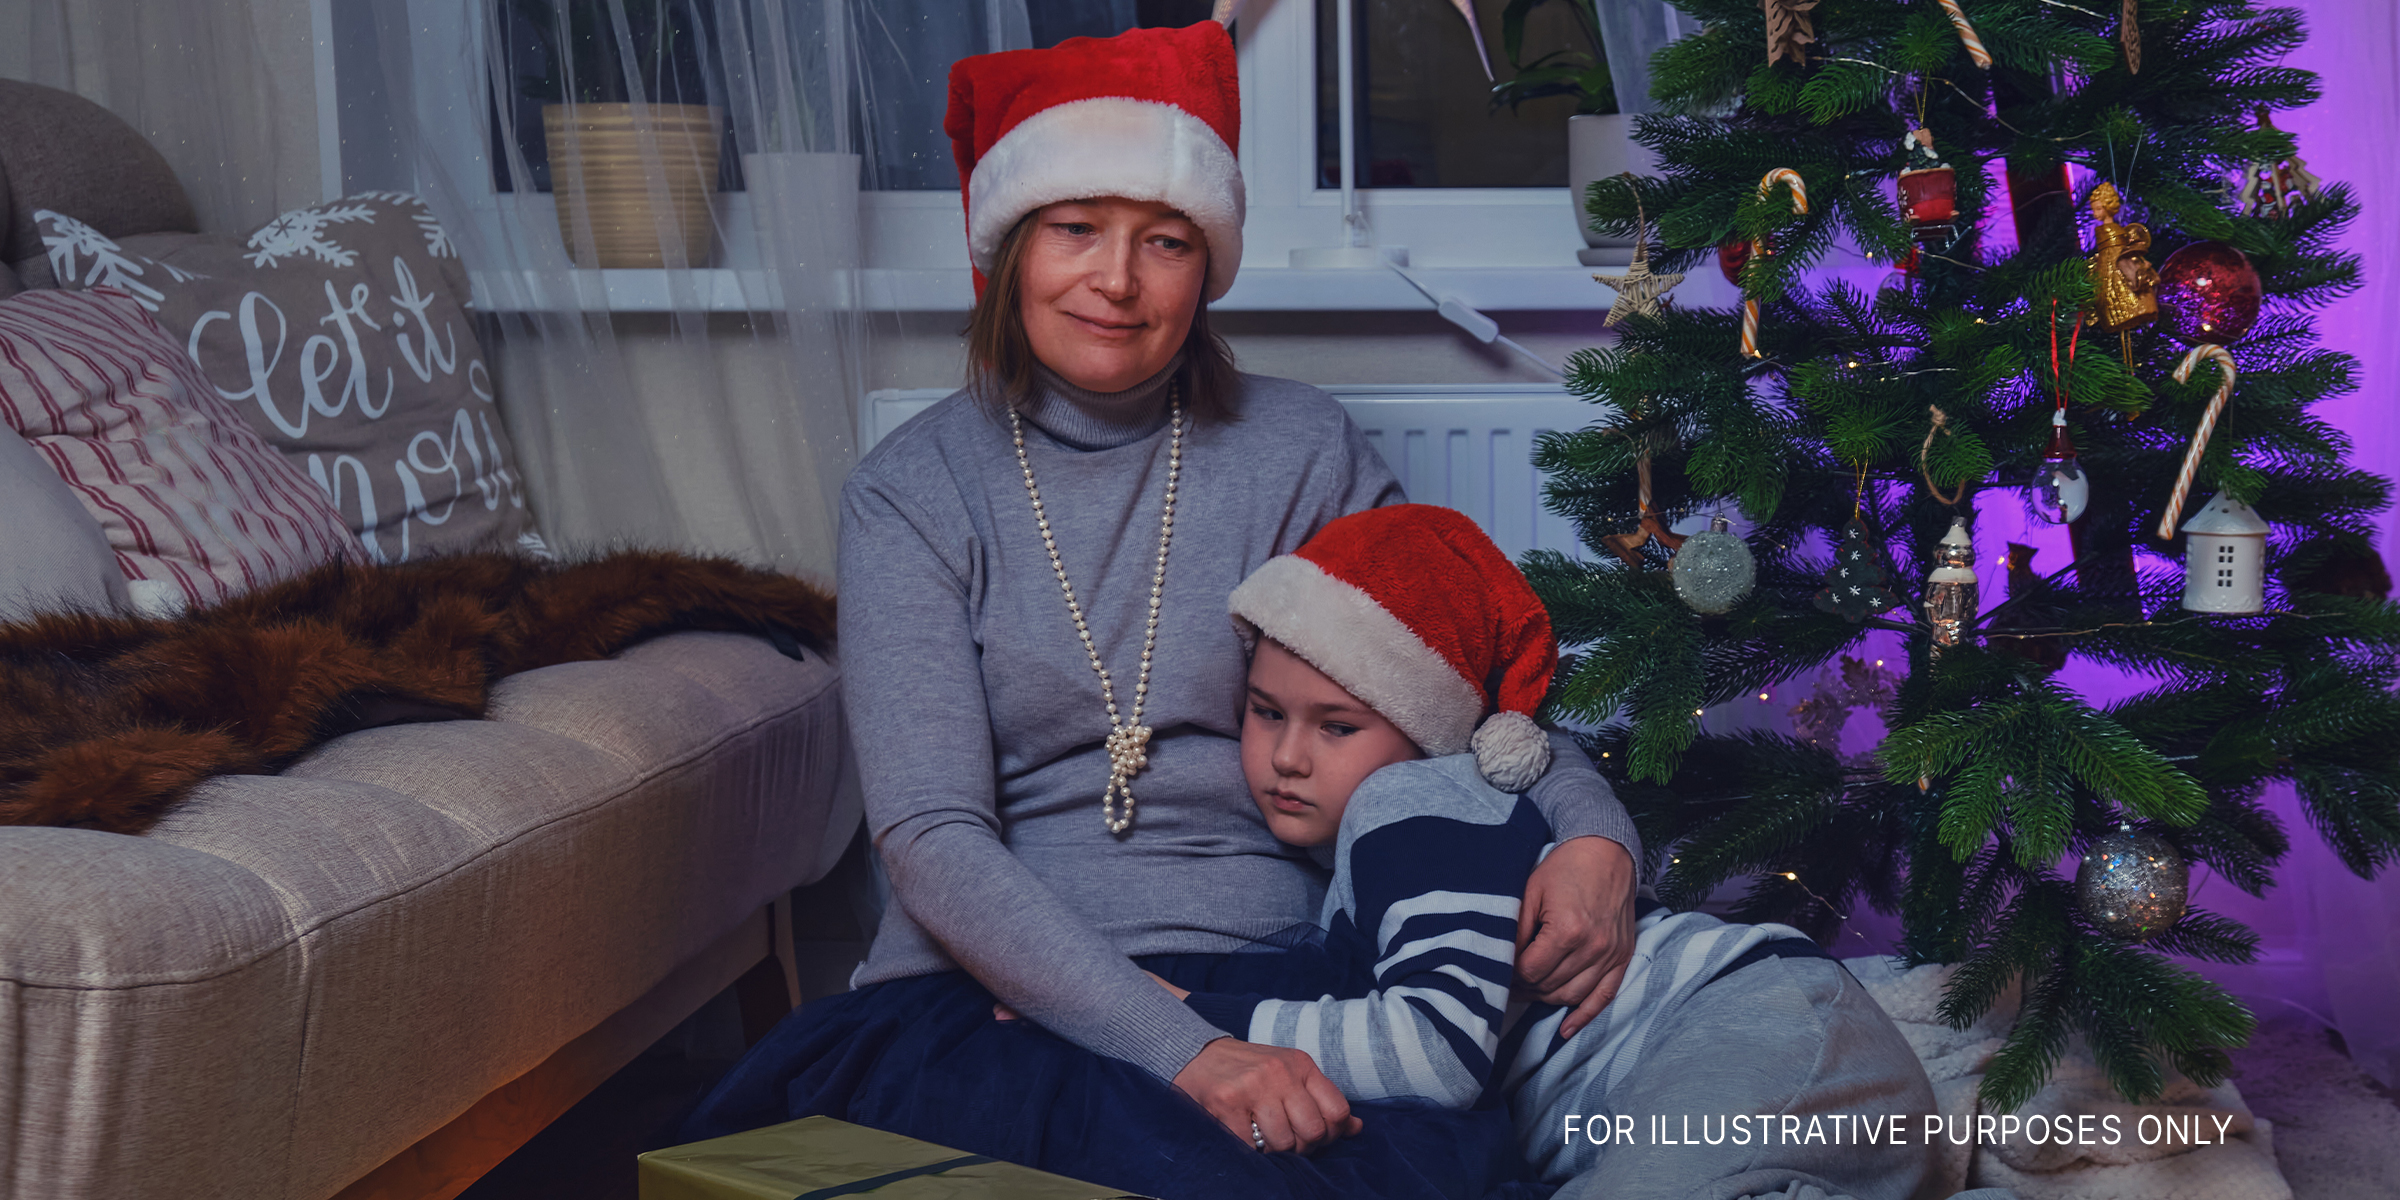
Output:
top-left (0, 287), bottom-right (359, 612)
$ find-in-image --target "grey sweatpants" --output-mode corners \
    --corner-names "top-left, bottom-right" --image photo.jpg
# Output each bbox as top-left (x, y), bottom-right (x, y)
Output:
top-left (1546, 955), bottom-right (1960, 1200)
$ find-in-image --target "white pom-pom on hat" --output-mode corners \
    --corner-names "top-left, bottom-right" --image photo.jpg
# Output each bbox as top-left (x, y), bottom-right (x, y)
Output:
top-left (1472, 710), bottom-right (1553, 792)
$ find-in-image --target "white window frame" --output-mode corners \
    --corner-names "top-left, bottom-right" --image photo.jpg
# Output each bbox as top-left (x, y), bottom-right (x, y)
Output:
top-left (862, 0), bottom-right (1591, 274)
top-left (1238, 0), bottom-right (1590, 269)
top-left (368, 0), bottom-right (1633, 312)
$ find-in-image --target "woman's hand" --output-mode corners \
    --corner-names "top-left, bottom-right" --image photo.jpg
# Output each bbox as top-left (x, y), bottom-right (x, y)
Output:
top-left (1173, 1037), bottom-right (1363, 1154)
top-left (1517, 835), bottom-right (1638, 1040)
top-left (1141, 970), bottom-right (1191, 1000)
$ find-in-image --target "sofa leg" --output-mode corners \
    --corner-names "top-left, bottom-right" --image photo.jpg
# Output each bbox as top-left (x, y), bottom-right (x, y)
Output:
top-left (735, 893), bottom-right (803, 1044)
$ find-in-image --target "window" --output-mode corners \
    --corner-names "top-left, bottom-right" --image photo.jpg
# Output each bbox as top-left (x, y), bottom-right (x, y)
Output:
top-left (484, 0), bottom-right (740, 194)
top-left (1316, 0), bottom-right (1589, 190)
top-left (852, 0), bottom-right (1614, 273)
top-left (360, 0), bottom-right (1636, 308)
top-left (859, 0), bottom-right (1217, 191)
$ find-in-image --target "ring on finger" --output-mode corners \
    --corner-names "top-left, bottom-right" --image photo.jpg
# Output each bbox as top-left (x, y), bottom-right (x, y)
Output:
top-left (1251, 1119), bottom-right (1267, 1151)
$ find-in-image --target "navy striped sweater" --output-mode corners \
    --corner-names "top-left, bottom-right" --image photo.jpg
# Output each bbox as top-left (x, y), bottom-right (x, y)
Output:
top-left (1181, 753), bottom-right (1815, 1177)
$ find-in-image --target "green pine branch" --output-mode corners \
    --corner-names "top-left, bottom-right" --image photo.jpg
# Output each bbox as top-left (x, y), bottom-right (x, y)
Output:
top-left (1538, 0), bottom-right (2391, 1107)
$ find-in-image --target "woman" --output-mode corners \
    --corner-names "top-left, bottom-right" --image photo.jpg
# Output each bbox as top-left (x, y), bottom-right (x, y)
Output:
top-left (686, 21), bottom-right (1641, 1196)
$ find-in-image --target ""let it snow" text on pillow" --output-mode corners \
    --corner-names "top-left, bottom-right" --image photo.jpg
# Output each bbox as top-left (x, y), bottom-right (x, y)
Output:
top-left (35, 194), bottom-right (538, 563)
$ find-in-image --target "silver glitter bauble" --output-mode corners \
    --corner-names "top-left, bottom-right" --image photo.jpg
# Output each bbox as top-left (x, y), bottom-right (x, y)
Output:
top-left (1670, 517), bottom-right (1757, 614)
top-left (2075, 827), bottom-right (2189, 941)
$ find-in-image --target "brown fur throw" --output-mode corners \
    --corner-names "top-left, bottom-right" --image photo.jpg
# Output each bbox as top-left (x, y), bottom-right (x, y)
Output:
top-left (0, 550), bottom-right (835, 834)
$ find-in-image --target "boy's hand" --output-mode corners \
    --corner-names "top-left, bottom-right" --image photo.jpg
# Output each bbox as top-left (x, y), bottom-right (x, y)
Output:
top-left (1516, 835), bottom-right (1637, 1040)
top-left (1174, 1037), bottom-right (1364, 1153)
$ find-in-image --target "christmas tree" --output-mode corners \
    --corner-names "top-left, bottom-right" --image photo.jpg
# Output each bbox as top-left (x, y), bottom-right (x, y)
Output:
top-left (1527, 0), bottom-right (2398, 1110)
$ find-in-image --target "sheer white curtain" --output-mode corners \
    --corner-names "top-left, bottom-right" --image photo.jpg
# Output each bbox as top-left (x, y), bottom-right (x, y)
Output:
top-left (361, 0), bottom-right (873, 579)
top-left (1589, 0), bottom-right (1701, 116)
top-left (0, 0), bottom-right (322, 234)
top-left (4, 0), bottom-right (880, 581)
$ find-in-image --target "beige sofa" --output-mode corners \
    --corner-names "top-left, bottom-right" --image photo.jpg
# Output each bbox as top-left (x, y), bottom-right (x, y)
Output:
top-left (0, 83), bottom-right (859, 1200)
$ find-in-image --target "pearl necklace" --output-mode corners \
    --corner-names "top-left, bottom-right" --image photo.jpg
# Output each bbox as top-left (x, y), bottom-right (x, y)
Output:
top-left (1010, 386), bottom-right (1184, 835)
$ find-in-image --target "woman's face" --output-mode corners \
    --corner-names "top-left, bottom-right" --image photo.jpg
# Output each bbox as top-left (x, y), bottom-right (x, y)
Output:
top-left (1015, 197), bottom-right (1209, 394)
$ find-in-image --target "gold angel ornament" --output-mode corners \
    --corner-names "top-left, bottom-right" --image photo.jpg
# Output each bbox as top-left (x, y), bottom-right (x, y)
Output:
top-left (2085, 182), bottom-right (2159, 336)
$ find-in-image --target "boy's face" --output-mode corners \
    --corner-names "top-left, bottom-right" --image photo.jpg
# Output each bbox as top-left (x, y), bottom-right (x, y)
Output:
top-left (1241, 637), bottom-right (1422, 847)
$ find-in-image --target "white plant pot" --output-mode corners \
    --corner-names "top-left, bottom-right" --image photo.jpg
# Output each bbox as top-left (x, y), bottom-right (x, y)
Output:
top-left (1567, 113), bottom-right (1658, 260)
top-left (744, 152), bottom-right (862, 307)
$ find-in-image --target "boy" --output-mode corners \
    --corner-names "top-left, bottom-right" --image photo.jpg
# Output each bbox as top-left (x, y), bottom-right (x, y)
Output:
top-left (1161, 504), bottom-right (1944, 1200)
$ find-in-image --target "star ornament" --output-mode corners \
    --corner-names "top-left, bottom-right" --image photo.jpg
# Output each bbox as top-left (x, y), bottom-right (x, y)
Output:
top-left (1595, 241), bottom-right (1684, 327)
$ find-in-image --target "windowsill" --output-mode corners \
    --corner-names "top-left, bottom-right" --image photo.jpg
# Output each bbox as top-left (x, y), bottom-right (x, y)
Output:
top-left (469, 268), bottom-right (778, 313)
top-left (466, 260), bottom-right (1696, 314)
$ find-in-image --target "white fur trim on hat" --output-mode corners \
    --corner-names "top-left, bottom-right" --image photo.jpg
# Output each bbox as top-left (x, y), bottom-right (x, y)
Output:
top-left (967, 96), bottom-right (1246, 302)
top-left (1228, 555), bottom-right (1484, 757)
top-left (1471, 711), bottom-right (1552, 792)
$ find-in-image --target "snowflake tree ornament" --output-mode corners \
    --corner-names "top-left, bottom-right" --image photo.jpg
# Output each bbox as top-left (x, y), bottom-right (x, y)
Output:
top-left (1812, 517), bottom-right (1902, 622)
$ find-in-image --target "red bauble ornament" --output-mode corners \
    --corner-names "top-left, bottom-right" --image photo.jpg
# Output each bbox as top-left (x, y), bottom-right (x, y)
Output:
top-left (1719, 239), bottom-right (1751, 284)
top-left (2156, 241), bottom-right (2262, 345)
top-left (1719, 235), bottom-right (1785, 284)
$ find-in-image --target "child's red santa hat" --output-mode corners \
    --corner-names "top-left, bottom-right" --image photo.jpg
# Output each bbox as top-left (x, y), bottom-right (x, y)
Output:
top-left (945, 20), bottom-right (1245, 302)
top-left (1230, 504), bottom-right (1560, 791)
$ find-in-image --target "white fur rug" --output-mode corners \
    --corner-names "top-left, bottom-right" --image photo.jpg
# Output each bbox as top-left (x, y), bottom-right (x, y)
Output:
top-left (2223, 1011), bottom-right (2400, 1200)
top-left (1846, 956), bottom-right (2296, 1200)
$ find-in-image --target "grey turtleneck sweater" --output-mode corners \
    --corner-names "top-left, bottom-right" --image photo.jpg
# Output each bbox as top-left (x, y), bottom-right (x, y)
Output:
top-left (837, 360), bottom-right (1640, 1083)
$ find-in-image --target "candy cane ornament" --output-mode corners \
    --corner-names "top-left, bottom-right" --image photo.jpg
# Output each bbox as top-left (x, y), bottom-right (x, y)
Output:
top-left (1938, 0), bottom-right (1993, 70)
top-left (2158, 343), bottom-right (2238, 539)
top-left (1740, 169), bottom-right (1810, 359)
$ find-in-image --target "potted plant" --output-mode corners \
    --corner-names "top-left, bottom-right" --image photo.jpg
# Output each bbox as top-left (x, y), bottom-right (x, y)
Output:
top-left (1479, 0), bottom-right (1654, 258)
top-left (508, 0), bottom-right (723, 269)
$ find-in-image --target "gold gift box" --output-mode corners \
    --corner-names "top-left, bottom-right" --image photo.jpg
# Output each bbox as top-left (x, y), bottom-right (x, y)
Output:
top-left (638, 1115), bottom-right (1155, 1200)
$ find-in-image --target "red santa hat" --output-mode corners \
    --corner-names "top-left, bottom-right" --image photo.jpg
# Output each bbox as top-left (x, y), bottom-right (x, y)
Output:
top-left (944, 20), bottom-right (1245, 302)
top-left (1229, 504), bottom-right (1559, 791)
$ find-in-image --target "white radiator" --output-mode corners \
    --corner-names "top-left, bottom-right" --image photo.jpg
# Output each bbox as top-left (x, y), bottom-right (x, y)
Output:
top-left (860, 383), bottom-right (1603, 562)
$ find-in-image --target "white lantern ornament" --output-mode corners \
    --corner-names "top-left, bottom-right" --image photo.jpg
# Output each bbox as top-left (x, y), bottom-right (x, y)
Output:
top-left (2179, 493), bottom-right (2268, 614)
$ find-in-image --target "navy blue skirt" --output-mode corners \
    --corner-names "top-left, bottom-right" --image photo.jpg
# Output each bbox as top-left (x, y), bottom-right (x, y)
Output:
top-left (681, 953), bottom-right (1552, 1200)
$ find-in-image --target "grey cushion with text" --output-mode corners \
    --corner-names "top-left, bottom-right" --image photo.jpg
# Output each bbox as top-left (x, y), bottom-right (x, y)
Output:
top-left (34, 194), bottom-right (536, 563)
